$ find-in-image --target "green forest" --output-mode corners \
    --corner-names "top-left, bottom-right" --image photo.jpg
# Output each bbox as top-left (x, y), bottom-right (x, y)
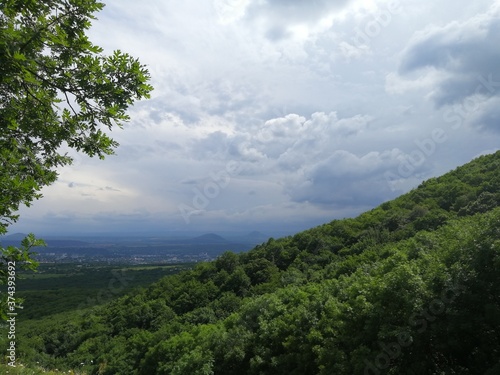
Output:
top-left (14, 263), bottom-right (194, 320)
top-left (2, 151), bottom-right (500, 374)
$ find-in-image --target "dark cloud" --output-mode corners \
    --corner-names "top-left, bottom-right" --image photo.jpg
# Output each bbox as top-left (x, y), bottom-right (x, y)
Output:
top-left (286, 150), bottom-right (403, 207)
top-left (399, 4), bottom-right (500, 109)
top-left (155, 140), bottom-right (183, 152)
top-left (470, 97), bottom-right (500, 132)
top-left (265, 26), bottom-right (291, 41)
top-left (191, 131), bottom-right (231, 160)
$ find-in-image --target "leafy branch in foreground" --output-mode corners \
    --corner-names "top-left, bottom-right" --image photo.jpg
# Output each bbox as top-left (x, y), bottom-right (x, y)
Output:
top-left (0, 234), bottom-right (44, 320)
top-left (0, 0), bottom-right (153, 317)
top-left (0, 0), bottom-right (153, 232)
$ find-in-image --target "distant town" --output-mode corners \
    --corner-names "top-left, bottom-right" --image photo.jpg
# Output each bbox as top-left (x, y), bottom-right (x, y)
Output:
top-left (1, 232), bottom-right (272, 264)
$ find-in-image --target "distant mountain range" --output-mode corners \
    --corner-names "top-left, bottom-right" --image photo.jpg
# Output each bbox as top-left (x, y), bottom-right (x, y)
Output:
top-left (1, 231), bottom-right (269, 247)
top-left (0, 231), bottom-right (269, 260)
top-left (190, 233), bottom-right (228, 244)
top-left (3, 232), bottom-right (28, 241)
top-left (0, 233), bottom-right (90, 248)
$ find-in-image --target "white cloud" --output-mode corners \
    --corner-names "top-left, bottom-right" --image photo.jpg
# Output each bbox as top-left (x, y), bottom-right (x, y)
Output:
top-left (385, 69), bottom-right (447, 95)
top-left (243, 0), bottom-right (352, 40)
top-left (214, 0), bottom-right (251, 24)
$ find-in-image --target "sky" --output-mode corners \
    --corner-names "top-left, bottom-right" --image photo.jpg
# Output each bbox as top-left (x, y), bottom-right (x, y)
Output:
top-left (10, 0), bottom-right (500, 236)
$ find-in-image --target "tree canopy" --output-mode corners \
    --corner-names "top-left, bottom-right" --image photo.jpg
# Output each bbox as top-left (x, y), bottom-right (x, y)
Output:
top-left (0, 0), bottom-right (153, 232)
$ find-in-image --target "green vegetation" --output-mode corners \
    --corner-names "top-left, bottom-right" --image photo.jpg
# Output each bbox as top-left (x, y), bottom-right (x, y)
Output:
top-left (0, 363), bottom-right (84, 374)
top-left (0, 0), bottom-right (152, 230)
top-left (0, 0), bottom-right (152, 311)
top-left (3, 151), bottom-right (499, 374)
top-left (16, 263), bottom-right (194, 319)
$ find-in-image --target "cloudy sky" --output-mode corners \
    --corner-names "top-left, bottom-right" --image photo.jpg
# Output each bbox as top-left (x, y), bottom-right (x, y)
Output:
top-left (11, 0), bottom-right (500, 236)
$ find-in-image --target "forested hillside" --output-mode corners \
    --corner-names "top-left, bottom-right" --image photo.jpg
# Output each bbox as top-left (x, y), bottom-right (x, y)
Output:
top-left (9, 151), bottom-right (500, 374)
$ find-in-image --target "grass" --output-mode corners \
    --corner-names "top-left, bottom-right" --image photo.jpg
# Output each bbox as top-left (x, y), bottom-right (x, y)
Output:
top-left (0, 363), bottom-right (87, 374)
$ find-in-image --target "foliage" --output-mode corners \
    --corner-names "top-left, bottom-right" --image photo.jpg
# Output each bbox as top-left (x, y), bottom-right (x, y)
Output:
top-left (0, 234), bottom-right (44, 320)
top-left (0, 0), bottom-right (153, 229)
top-left (15, 263), bottom-right (193, 319)
top-left (0, 363), bottom-right (84, 374)
top-left (8, 151), bottom-right (500, 373)
top-left (0, 0), bottom-right (152, 317)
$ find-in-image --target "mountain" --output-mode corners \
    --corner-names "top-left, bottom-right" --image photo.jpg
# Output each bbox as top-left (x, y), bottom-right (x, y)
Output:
top-left (4, 232), bottom-right (28, 240)
top-left (1, 233), bottom-right (89, 248)
top-left (0, 232), bottom-right (29, 246)
top-left (13, 151), bottom-right (500, 374)
top-left (190, 233), bottom-right (228, 244)
top-left (238, 231), bottom-right (270, 247)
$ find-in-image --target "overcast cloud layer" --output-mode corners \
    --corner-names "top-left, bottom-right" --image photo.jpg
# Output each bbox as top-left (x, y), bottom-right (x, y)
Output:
top-left (11, 0), bottom-right (500, 236)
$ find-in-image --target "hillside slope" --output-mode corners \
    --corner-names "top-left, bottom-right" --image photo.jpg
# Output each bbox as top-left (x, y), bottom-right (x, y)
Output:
top-left (10, 151), bottom-right (500, 374)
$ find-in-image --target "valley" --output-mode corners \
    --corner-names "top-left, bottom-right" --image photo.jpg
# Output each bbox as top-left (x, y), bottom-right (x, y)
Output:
top-left (1, 151), bottom-right (499, 374)
top-left (1, 232), bottom-right (270, 264)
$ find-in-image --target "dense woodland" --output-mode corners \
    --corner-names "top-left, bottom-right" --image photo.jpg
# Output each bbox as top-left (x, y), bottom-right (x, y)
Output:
top-left (5, 151), bottom-right (500, 374)
top-left (15, 263), bottom-right (193, 320)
